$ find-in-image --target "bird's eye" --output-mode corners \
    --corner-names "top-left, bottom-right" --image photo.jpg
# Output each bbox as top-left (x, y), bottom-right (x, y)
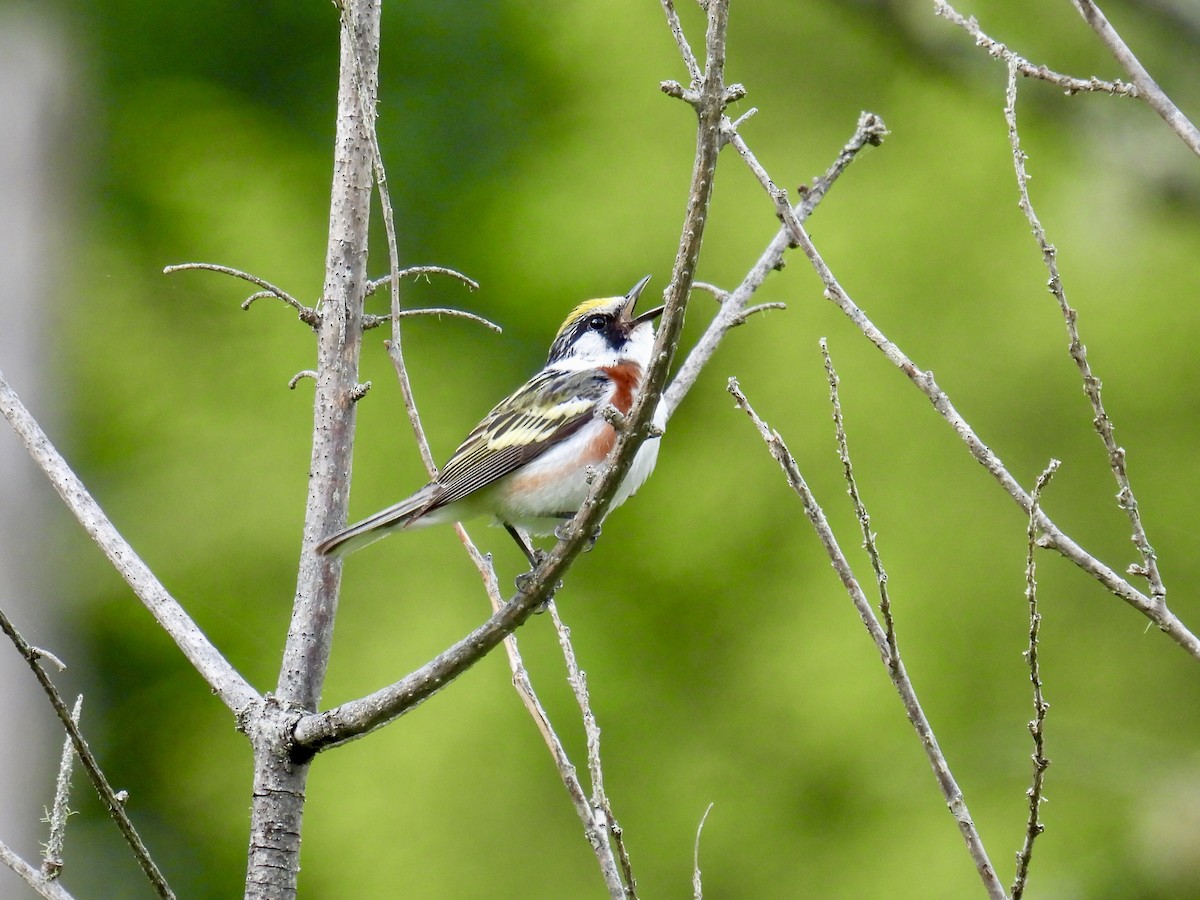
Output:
top-left (587, 315), bottom-right (607, 331)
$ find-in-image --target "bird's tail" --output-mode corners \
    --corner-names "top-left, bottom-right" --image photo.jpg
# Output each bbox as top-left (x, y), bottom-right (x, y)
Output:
top-left (314, 484), bottom-right (442, 558)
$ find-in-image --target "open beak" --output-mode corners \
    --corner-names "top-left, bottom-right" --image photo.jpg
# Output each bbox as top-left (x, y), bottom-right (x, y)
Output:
top-left (624, 274), bottom-right (664, 325)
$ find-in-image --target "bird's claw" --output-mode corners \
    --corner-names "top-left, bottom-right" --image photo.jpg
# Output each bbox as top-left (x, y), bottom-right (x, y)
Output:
top-left (515, 571), bottom-right (562, 610)
top-left (553, 522), bottom-right (602, 551)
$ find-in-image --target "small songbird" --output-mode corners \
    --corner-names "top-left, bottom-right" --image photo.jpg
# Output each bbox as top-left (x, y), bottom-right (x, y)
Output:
top-left (316, 276), bottom-right (665, 558)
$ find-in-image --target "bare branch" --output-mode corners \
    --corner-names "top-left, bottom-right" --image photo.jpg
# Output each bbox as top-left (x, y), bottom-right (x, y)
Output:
top-left (0, 839), bottom-right (76, 900)
top-left (458, 532), bottom-right (628, 898)
top-left (0, 608), bottom-right (175, 899)
top-left (739, 120), bottom-right (1200, 659)
top-left (1070, 0), bottom-right (1200, 156)
top-left (162, 262), bottom-right (318, 327)
top-left (935, 2), bottom-right (1137, 97)
top-left (822, 340), bottom-right (898, 669)
top-left (547, 601), bottom-right (638, 897)
top-left (294, 0), bottom-right (736, 756)
top-left (692, 803), bottom-right (714, 900)
top-left (340, 4), bottom-right (438, 478)
top-left (1004, 60), bottom-right (1165, 604)
top-left (1012, 461), bottom-right (1058, 899)
top-left (726, 379), bottom-right (1007, 898)
top-left (662, 111), bottom-right (887, 422)
top-left (362, 306), bottom-right (502, 334)
top-left (363, 266), bottom-right (480, 298)
top-left (660, 0), bottom-right (702, 86)
top-left (0, 371), bottom-right (260, 714)
top-left (41, 695), bottom-right (81, 880)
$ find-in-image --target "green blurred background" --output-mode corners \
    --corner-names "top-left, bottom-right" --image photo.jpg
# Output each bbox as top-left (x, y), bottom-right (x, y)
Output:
top-left (4, 0), bottom-right (1200, 896)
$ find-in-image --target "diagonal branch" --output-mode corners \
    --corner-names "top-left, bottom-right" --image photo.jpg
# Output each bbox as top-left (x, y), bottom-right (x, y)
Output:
top-left (934, 2), bottom-right (1137, 97)
top-left (1004, 61), bottom-right (1165, 603)
top-left (0, 608), bottom-right (175, 898)
top-left (661, 111), bottom-right (888, 422)
top-left (1070, 0), bottom-right (1200, 157)
top-left (727, 379), bottom-right (1007, 900)
top-left (715, 109), bottom-right (1200, 661)
top-left (291, 0), bottom-right (735, 755)
top-left (0, 840), bottom-right (76, 900)
top-left (0, 371), bottom-right (260, 715)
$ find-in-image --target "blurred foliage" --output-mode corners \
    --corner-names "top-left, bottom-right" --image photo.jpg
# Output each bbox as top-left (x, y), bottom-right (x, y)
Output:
top-left (5, 0), bottom-right (1200, 896)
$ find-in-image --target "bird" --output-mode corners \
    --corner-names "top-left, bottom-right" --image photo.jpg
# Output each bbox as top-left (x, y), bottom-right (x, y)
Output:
top-left (315, 275), bottom-right (665, 559)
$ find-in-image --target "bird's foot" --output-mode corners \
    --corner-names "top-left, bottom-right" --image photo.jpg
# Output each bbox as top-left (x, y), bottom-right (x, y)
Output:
top-left (553, 521), bottom-right (602, 551)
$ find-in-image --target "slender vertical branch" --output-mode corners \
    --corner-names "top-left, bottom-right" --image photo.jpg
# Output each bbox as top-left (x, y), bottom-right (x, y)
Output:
top-left (692, 803), bottom-right (714, 900)
top-left (1012, 461), bottom-right (1057, 899)
top-left (248, 2), bottom-right (380, 897)
top-left (821, 340), bottom-right (898, 669)
top-left (41, 695), bottom-right (82, 880)
top-left (548, 601), bottom-right (638, 897)
top-left (1004, 61), bottom-right (1165, 605)
top-left (457, 533), bottom-right (628, 899)
top-left (727, 379), bottom-right (1007, 900)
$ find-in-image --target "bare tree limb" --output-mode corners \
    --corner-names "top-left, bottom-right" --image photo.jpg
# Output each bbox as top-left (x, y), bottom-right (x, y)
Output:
top-left (41, 694), bottom-right (81, 881)
top-left (934, 3), bottom-right (1137, 97)
top-left (661, 111), bottom-right (887, 423)
top-left (1012, 461), bottom-right (1057, 900)
top-left (822, 340), bottom-right (898, 669)
top-left (1070, 0), bottom-right (1200, 157)
top-left (0, 608), bottom-right (175, 899)
top-left (458, 533), bottom-right (629, 898)
top-left (162, 262), bottom-right (318, 327)
top-left (1004, 59), bottom-right (1166, 604)
top-left (547, 601), bottom-right (637, 897)
top-left (718, 106), bottom-right (1200, 659)
top-left (247, 1), bottom-right (381, 895)
top-left (0, 839), bottom-right (76, 900)
top-left (292, 0), bottom-right (735, 754)
top-left (692, 803), bottom-right (714, 900)
top-left (0, 371), bottom-right (260, 715)
top-left (726, 378), bottom-right (1007, 899)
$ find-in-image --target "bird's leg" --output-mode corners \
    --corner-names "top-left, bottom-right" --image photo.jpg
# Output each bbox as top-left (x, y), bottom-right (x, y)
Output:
top-left (506, 524), bottom-right (556, 609)
top-left (505, 523), bottom-right (543, 568)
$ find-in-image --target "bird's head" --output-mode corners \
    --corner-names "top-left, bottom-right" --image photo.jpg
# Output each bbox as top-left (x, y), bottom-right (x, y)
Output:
top-left (546, 275), bottom-right (664, 369)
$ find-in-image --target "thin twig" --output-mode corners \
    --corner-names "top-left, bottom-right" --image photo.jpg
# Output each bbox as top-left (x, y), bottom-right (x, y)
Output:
top-left (726, 378), bottom-right (1007, 899)
top-left (340, 2), bottom-right (437, 477)
top-left (0, 608), bottom-right (175, 899)
top-left (1070, 0), bottom-right (1200, 157)
top-left (1004, 60), bottom-right (1165, 605)
top-left (660, 0), bottom-right (702, 85)
top-left (727, 110), bottom-right (1199, 659)
top-left (363, 266), bottom-right (479, 297)
top-left (0, 370), bottom-right (260, 713)
top-left (1012, 461), bottom-right (1058, 899)
top-left (457, 532), bottom-right (628, 899)
top-left (935, 2), bottom-right (1137, 97)
top-left (661, 111), bottom-right (888, 423)
top-left (692, 803), bottom-right (714, 900)
top-left (293, 0), bottom-right (734, 756)
top-left (547, 601), bottom-right (637, 897)
top-left (821, 340), bottom-right (898, 669)
top-left (162, 262), bottom-right (317, 326)
top-left (362, 306), bottom-right (501, 333)
top-left (42, 695), bottom-right (81, 880)
top-left (0, 839), bottom-right (76, 900)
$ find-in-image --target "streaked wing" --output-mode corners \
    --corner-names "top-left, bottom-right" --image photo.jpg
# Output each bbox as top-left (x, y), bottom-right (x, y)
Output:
top-left (435, 367), bottom-right (607, 506)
